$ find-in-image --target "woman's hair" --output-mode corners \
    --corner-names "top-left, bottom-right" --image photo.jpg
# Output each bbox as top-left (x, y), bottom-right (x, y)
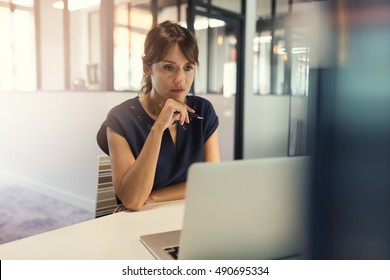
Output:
top-left (139, 20), bottom-right (199, 96)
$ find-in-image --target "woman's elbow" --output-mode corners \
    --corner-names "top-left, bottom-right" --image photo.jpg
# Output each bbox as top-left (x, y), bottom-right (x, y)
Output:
top-left (120, 197), bottom-right (145, 211)
top-left (115, 185), bottom-right (145, 211)
top-left (122, 201), bottom-right (144, 211)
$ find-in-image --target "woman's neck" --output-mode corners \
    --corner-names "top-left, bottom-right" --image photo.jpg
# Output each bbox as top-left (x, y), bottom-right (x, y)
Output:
top-left (141, 92), bottom-right (165, 118)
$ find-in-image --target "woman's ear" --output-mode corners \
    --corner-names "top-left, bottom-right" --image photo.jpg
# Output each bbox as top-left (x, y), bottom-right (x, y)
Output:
top-left (143, 63), bottom-right (151, 76)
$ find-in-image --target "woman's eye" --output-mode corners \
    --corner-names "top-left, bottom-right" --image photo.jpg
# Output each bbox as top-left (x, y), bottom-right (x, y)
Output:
top-left (163, 65), bottom-right (174, 71)
top-left (184, 65), bottom-right (194, 71)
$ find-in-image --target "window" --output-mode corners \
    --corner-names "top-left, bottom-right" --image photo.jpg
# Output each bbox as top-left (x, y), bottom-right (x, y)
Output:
top-left (0, 1), bottom-right (36, 91)
top-left (254, 0), bottom-right (313, 156)
top-left (193, 16), bottom-right (237, 96)
top-left (113, 2), bottom-right (152, 91)
top-left (199, 0), bottom-right (241, 14)
top-left (254, 0), bottom-right (310, 96)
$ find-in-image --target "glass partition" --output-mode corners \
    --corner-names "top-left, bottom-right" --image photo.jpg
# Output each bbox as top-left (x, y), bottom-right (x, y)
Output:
top-left (254, 1), bottom-right (311, 96)
top-left (193, 16), bottom-right (237, 97)
top-left (0, 1), bottom-right (36, 91)
top-left (0, 0), bottom-right (244, 95)
top-left (113, 2), bottom-right (152, 91)
top-left (200, 0), bottom-right (242, 14)
top-left (254, 0), bottom-right (313, 156)
top-left (189, 0), bottom-right (244, 160)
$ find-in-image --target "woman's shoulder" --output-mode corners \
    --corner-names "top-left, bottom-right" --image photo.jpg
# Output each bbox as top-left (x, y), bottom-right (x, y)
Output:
top-left (187, 95), bottom-right (214, 109)
top-left (108, 96), bottom-right (140, 115)
top-left (187, 95), bottom-right (218, 121)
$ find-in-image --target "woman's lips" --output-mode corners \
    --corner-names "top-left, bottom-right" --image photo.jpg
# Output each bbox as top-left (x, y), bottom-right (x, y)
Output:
top-left (171, 88), bottom-right (185, 93)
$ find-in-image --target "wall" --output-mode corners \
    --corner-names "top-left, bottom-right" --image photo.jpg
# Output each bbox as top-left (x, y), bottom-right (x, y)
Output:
top-left (0, 91), bottom-right (132, 212)
top-left (244, 96), bottom-right (291, 158)
top-left (202, 94), bottom-right (235, 161)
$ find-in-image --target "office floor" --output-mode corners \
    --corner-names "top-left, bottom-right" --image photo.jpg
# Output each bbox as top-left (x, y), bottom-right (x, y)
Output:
top-left (0, 183), bottom-right (93, 244)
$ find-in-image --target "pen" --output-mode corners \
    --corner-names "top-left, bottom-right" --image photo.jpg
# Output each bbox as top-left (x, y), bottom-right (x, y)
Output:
top-left (188, 112), bottom-right (204, 120)
top-left (159, 103), bottom-right (204, 120)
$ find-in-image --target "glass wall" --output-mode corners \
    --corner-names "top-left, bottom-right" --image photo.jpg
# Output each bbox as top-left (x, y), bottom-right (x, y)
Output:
top-left (0, 0), bottom-right (36, 91)
top-left (254, 0), bottom-right (310, 96)
top-left (199, 0), bottom-right (241, 14)
top-left (0, 0), bottom-right (243, 95)
top-left (253, 0), bottom-right (313, 156)
top-left (193, 16), bottom-right (237, 97)
top-left (113, 1), bottom-right (152, 91)
top-left (68, 1), bottom-right (100, 91)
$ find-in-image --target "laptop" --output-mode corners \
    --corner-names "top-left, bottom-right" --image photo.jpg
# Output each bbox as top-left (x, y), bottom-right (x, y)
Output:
top-left (140, 156), bottom-right (310, 260)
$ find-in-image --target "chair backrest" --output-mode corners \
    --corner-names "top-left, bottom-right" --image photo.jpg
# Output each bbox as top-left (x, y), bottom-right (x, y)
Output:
top-left (95, 155), bottom-right (118, 218)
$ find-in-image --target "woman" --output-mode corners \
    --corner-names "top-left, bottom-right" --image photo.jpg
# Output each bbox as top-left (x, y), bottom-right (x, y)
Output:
top-left (97, 21), bottom-right (220, 211)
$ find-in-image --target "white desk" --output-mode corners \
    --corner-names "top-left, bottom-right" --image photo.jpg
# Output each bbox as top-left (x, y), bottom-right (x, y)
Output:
top-left (0, 200), bottom-right (185, 259)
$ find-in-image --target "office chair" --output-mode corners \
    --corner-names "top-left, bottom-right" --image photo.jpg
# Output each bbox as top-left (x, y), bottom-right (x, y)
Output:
top-left (95, 155), bottom-right (118, 218)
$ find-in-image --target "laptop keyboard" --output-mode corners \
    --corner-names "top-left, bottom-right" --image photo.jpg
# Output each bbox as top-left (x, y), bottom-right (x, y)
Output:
top-left (164, 246), bottom-right (179, 260)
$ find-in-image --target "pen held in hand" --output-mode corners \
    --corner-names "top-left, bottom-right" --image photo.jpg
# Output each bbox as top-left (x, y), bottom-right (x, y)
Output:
top-left (188, 112), bottom-right (204, 120)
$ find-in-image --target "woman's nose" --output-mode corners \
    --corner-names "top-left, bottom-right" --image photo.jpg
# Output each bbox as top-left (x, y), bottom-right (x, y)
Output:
top-left (174, 70), bottom-right (185, 85)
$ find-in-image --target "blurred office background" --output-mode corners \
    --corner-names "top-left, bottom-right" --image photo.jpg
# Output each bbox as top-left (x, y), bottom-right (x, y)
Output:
top-left (0, 0), bottom-right (389, 259)
top-left (309, 0), bottom-right (390, 259)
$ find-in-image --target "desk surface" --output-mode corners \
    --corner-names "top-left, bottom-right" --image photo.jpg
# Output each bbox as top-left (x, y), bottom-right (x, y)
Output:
top-left (0, 200), bottom-right (185, 259)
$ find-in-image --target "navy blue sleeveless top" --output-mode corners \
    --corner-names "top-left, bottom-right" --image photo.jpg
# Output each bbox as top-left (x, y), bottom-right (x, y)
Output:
top-left (97, 95), bottom-right (219, 202)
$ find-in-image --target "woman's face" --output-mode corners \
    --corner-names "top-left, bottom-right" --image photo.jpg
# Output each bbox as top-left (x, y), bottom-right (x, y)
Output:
top-left (148, 44), bottom-right (195, 103)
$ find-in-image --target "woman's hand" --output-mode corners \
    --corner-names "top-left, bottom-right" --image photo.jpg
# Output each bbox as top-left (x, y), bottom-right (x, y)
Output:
top-left (155, 98), bottom-right (195, 130)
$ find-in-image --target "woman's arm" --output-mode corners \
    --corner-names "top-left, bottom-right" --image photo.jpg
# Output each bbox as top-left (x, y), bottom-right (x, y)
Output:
top-left (145, 181), bottom-right (186, 205)
top-left (204, 129), bottom-right (221, 162)
top-left (144, 129), bottom-right (221, 204)
top-left (107, 125), bottom-right (164, 211)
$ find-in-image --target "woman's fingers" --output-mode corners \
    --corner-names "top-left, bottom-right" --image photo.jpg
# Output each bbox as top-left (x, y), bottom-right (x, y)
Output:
top-left (160, 99), bottom-right (195, 126)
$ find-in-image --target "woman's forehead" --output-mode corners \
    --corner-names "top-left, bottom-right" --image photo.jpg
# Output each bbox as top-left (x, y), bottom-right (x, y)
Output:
top-left (160, 44), bottom-right (191, 64)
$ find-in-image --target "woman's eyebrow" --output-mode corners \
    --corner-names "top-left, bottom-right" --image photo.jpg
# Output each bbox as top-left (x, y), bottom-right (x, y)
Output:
top-left (161, 60), bottom-right (192, 65)
top-left (161, 60), bottom-right (176, 64)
